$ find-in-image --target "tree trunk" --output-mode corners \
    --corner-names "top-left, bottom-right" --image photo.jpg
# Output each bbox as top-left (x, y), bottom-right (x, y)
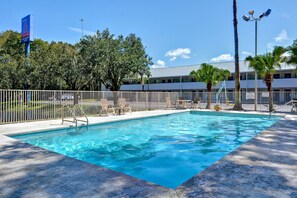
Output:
top-left (74, 92), bottom-right (79, 105)
top-left (206, 82), bottom-right (212, 109)
top-left (269, 89), bottom-right (273, 112)
top-left (113, 91), bottom-right (120, 106)
top-left (266, 74), bottom-right (274, 112)
top-left (232, 0), bottom-right (242, 110)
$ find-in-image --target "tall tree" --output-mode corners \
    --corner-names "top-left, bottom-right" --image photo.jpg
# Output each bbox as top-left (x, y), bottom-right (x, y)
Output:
top-left (287, 40), bottom-right (297, 72)
top-left (0, 29), bottom-right (153, 91)
top-left (0, 54), bottom-right (18, 89)
top-left (0, 30), bottom-right (26, 89)
top-left (232, 0), bottom-right (242, 110)
top-left (246, 46), bottom-right (286, 112)
top-left (78, 29), bottom-right (152, 92)
top-left (190, 63), bottom-right (230, 109)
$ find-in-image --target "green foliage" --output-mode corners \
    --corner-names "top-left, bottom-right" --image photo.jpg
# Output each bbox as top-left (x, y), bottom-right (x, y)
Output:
top-left (78, 29), bottom-right (152, 91)
top-left (0, 31), bottom-right (26, 89)
top-left (245, 46), bottom-right (286, 112)
top-left (190, 63), bottom-right (230, 90)
top-left (287, 40), bottom-right (297, 73)
top-left (245, 46), bottom-right (286, 80)
top-left (190, 63), bottom-right (230, 109)
top-left (0, 29), bottom-right (152, 91)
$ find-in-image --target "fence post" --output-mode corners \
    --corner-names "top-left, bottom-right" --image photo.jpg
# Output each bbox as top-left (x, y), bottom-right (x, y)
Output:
top-left (259, 91), bottom-right (261, 112)
top-left (158, 92), bottom-right (160, 109)
top-left (146, 92), bottom-right (148, 111)
top-left (53, 91), bottom-right (55, 119)
top-left (136, 92), bottom-right (139, 111)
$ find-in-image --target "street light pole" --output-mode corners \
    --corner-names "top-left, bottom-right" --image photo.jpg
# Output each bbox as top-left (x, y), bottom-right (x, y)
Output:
top-left (243, 9), bottom-right (271, 111)
top-left (254, 19), bottom-right (258, 111)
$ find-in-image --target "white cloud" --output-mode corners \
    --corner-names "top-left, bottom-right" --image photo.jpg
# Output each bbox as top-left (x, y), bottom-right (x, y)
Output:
top-left (68, 27), bottom-right (95, 36)
top-left (267, 42), bottom-right (274, 52)
top-left (274, 30), bottom-right (288, 43)
top-left (165, 48), bottom-right (191, 61)
top-left (210, 54), bottom-right (234, 63)
top-left (242, 51), bottom-right (253, 56)
top-left (151, 60), bottom-right (166, 68)
top-left (170, 57), bottom-right (177, 61)
top-left (282, 13), bottom-right (290, 19)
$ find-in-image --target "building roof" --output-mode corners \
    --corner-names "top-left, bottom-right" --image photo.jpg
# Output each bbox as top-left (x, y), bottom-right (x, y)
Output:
top-left (150, 61), bottom-right (296, 78)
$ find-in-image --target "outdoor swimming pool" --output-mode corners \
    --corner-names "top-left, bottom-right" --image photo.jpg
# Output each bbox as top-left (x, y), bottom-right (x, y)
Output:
top-left (11, 111), bottom-right (281, 188)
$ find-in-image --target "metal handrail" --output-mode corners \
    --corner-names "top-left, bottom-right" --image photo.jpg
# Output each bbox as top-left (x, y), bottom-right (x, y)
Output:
top-left (269, 99), bottom-right (297, 117)
top-left (62, 105), bottom-right (88, 127)
top-left (62, 104), bottom-right (78, 127)
top-left (272, 100), bottom-right (296, 113)
top-left (77, 105), bottom-right (89, 126)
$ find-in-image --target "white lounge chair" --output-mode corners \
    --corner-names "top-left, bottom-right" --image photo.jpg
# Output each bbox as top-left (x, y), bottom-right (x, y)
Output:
top-left (118, 98), bottom-right (132, 114)
top-left (191, 99), bottom-right (201, 109)
top-left (165, 97), bottom-right (176, 109)
top-left (99, 99), bottom-right (115, 116)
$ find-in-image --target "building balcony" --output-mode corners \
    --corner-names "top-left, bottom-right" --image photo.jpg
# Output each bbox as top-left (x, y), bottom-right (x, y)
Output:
top-left (120, 78), bottom-right (297, 91)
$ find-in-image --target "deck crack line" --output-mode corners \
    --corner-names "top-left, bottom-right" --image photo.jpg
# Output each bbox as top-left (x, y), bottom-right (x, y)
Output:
top-left (174, 189), bottom-right (181, 198)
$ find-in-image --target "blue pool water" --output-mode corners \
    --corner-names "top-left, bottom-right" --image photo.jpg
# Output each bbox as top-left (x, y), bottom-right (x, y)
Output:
top-left (12, 111), bottom-right (280, 188)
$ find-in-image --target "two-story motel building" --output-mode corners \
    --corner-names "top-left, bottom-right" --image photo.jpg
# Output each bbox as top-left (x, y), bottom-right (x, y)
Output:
top-left (120, 61), bottom-right (297, 103)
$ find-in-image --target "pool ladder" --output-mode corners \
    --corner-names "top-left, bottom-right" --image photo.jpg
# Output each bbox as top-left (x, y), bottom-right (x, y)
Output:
top-left (269, 99), bottom-right (297, 118)
top-left (61, 105), bottom-right (89, 128)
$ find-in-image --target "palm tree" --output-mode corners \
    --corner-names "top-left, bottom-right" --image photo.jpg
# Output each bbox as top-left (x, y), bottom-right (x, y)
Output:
top-left (190, 63), bottom-right (230, 109)
top-left (245, 46), bottom-right (286, 112)
top-left (233, 0), bottom-right (242, 110)
top-left (287, 40), bottom-right (297, 72)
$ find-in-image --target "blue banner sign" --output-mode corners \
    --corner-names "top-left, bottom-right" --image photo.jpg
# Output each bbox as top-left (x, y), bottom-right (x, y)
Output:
top-left (21, 15), bottom-right (33, 43)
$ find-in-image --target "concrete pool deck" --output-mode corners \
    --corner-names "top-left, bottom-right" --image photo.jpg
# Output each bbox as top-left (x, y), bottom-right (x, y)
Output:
top-left (0, 110), bottom-right (297, 197)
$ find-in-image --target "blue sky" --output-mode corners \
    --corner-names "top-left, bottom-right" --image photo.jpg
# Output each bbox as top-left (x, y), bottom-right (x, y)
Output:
top-left (1, 0), bottom-right (296, 68)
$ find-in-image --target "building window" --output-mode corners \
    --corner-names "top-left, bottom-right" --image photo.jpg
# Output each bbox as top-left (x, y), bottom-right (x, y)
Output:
top-left (247, 74), bottom-right (254, 80)
top-left (228, 76), bottom-right (234, 80)
top-left (273, 74), bottom-right (280, 79)
top-left (167, 79), bottom-right (172, 83)
top-left (241, 74), bottom-right (246, 80)
top-left (162, 79), bottom-right (166, 83)
top-left (182, 77), bottom-right (191, 82)
top-left (173, 78), bottom-right (180, 83)
top-left (284, 73), bottom-right (291, 78)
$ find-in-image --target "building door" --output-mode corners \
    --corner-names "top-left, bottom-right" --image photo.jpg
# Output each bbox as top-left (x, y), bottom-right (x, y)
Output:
top-left (273, 90), bottom-right (280, 104)
top-left (284, 89), bottom-right (291, 103)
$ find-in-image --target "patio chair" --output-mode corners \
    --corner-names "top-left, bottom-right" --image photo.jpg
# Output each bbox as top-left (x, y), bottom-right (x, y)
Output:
top-left (165, 97), bottom-right (176, 109)
top-left (99, 99), bottom-right (115, 116)
top-left (225, 99), bottom-right (234, 106)
top-left (118, 98), bottom-right (132, 114)
top-left (191, 97), bottom-right (201, 109)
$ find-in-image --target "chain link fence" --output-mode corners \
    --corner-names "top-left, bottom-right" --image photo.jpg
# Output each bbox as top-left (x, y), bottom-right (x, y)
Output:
top-left (1, 89), bottom-right (297, 124)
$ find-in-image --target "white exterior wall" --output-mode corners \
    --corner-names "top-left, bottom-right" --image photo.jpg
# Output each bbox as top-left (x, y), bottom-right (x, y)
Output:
top-left (121, 78), bottom-right (297, 91)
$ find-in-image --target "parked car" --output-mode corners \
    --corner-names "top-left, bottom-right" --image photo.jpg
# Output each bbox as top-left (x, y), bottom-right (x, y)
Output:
top-left (61, 94), bottom-right (74, 100)
top-left (48, 96), bottom-right (57, 101)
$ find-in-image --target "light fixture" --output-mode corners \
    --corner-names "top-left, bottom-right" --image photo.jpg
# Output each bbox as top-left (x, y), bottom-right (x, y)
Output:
top-left (243, 15), bottom-right (250, 21)
top-left (248, 10), bottom-right (255, 15)
top-left (264, 9), bottom-right (271, 17)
